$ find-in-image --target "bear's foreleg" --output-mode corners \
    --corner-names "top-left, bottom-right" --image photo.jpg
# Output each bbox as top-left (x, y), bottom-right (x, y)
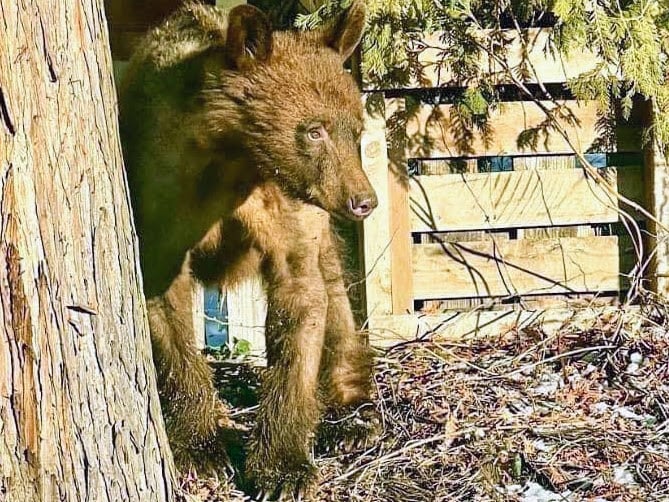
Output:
top-left (318, 228), bottom-right (374, 408)
top-left (315, 228), bottom-right (379, 454)
top-left (245, 208), bottom-right (330, 494)
top-left (247, 277), bottom-right (327, 493)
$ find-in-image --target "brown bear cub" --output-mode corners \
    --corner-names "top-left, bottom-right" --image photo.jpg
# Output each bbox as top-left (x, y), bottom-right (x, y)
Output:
top-left (118, 0), bottom-right (377, 493)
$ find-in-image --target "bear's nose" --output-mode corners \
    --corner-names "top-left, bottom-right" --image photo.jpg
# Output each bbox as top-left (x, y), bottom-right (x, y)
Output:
top-left (348, 194), bottom-right (378, 219)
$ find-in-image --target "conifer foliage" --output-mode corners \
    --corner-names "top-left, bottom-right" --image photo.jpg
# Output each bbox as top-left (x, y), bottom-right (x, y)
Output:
top-left (295, 0), bottom-right (669, 150)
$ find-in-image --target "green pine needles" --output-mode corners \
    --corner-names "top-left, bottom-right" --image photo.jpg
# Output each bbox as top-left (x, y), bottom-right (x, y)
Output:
top-left (296, 0), bottom-right (669, 151)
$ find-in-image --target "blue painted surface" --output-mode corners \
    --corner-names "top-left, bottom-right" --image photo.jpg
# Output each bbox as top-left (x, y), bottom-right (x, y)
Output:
top-left (478, 156), bottom-right (513, 172)
top-left (580, 153), bottom-right (607, 168)
top-left (204, 287), bottom-right (228, 348)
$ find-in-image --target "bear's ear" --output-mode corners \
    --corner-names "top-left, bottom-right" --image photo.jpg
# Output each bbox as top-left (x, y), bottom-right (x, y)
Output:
top-left (319, 0), bottom-right (366, 61)
top-left (226, 5), bottom-right (273, 70)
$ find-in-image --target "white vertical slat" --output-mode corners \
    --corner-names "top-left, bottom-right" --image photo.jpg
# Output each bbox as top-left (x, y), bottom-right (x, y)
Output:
top-left (192, 282), bottom-right (205, 349)
top-left (226, 277), bottom-right (267, 357)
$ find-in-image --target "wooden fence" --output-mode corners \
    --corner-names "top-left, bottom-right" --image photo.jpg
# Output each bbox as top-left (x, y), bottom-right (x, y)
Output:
top-left (360, 28), bottom-right (662, 346)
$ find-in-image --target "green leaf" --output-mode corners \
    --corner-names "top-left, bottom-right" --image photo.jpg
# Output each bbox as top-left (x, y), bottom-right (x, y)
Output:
top-left (232, 338), bottom-right (252, 358)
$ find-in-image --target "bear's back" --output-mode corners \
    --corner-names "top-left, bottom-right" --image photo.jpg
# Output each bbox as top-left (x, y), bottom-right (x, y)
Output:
top-left (118, 4), bottom-right (236, 295)
top-left (129, 3), bottom-right (228, 72)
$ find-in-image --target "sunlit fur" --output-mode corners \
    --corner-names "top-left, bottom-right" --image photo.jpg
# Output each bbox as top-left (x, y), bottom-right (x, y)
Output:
top-left (119, 1), bottom-right (375, 492)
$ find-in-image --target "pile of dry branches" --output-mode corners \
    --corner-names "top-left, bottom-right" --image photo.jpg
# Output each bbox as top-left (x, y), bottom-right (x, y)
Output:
top-left (183, 294), bottom-right (669, 501)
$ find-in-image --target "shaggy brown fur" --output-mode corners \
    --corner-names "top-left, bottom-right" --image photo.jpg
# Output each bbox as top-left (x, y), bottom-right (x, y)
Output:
top-left (118, 1), bottom-right (376, 492)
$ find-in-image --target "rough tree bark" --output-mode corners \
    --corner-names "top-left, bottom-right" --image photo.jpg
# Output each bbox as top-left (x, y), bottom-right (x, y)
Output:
top-left (0, 1), bottom-right (176, 501)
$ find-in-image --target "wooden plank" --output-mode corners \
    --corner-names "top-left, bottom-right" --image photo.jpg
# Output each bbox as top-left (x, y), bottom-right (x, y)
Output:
top-left (412, 235), bottom-right (621, 300)
top-left (513, 155), bottom-right (576, 170)
top-left (418, 292), bottom-right (620, 314)
top-left (361, 94), bottom-right (394, 316)
top-left (618, 164), bottom-right (646, 217)
top-left (417, 158), bottom-right (478, 175)
top-left (386, 97), bottom-right (414, 314)
top-left (406, 100), bottom-right (600, 158)
top-left (226, 275), bottom-right (267, 358)
top-left (374, 28), bottom-right (601, 90)
top-left (645, 104), bottom-right (669, 297)
top-left (410, 166), bottom-right (643, 232)
top-left (192, 282), bottom-right (205, 349)
top-left (367, 306), bottom-right (628, 347)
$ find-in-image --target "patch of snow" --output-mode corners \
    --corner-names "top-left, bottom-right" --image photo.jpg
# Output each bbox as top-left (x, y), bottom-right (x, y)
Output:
top-left (592, 402), bottom-right (610, 414)
top-left (612, 406), bottom-right (654, 423)
top-left (529, 373), bottom-right (563, 397)
top-left (582, 363), bottom-right (599, 376)
top-left (613, 466), bottom-right (637, 486)
top-left (520, 481), bottom-right (571, 501)
top-left (647, 443), bottom-right (668, 454)
top-left (532, 439), bottom-right (552, 453)
top-left (498, 482), bottom-right (581, 501)
top-left (626, 362), bottom-right (640, 374)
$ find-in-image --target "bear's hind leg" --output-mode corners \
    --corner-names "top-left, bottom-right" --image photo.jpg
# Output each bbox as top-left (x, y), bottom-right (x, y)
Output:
top-left (147, 266), bottom-right (227, 473)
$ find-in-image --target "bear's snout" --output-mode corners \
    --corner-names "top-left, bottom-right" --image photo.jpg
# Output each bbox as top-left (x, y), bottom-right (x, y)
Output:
top-left (347, 192), bottom-right (378, 219)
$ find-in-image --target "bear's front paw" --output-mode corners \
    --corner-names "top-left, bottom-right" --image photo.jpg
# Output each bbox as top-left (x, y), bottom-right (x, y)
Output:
top-left (317, 403), bottom-right (382, 454)
top-left (247, 454), bottom-right (318, 500)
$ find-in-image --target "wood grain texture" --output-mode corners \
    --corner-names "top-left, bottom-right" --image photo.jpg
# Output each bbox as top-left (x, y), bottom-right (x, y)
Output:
top-left (192, 281), bottom-right (205, 348)
top-left (646, 120), bottom-right (669, 297)
top-left (367, 306), bottom-right (627, 347)
top-left (418, 292), bottom-right (620, 314)
top-left (226, 276), bottom-right (268, 357)
top-left (0, 1), bottom-right (175, 500)
top-left (361, 95), bottom-right (394, 316)
top-left (412, 236), bottom-right (621, 300)
top-left (406, 100), bottom-right (600, 158)
top-left (386, 98), bottom-right (414, 314)
top-left (410, 166), bottom-right (643, 232)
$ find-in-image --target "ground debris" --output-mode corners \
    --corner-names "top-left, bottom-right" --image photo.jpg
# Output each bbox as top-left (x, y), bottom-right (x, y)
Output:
top-left (178, 470), bottom-right (251, 502)
top-left (182, 295), bottom-right (669, 501)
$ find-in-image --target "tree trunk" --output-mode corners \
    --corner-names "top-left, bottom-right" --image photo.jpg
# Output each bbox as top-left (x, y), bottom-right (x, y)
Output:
top-left (0, 1), bottom-right (176, 501)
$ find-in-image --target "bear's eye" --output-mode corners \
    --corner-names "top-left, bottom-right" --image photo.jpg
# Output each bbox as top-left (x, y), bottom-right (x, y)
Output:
top-left (307, 126), bottom-right (327, 141)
